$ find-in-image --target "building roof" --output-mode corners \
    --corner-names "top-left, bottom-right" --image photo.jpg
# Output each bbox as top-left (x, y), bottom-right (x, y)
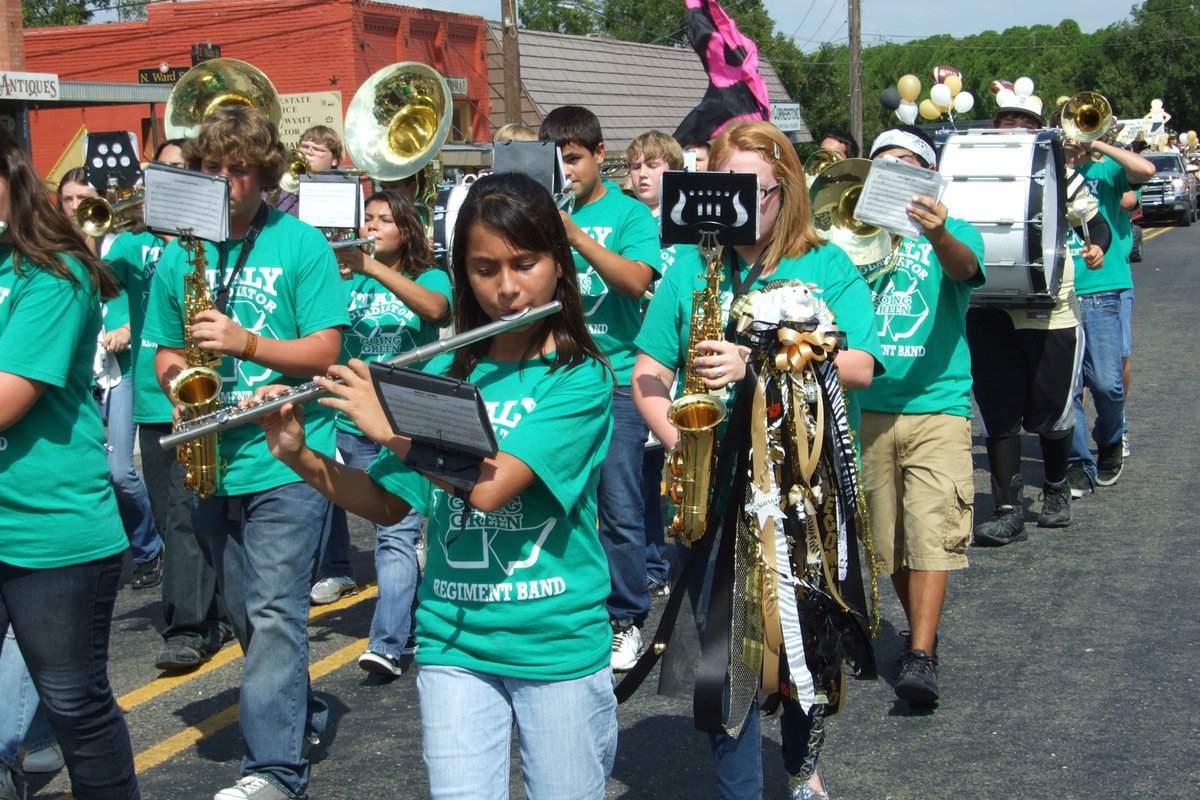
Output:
top-left (486, 23), bottom-right (810, 152)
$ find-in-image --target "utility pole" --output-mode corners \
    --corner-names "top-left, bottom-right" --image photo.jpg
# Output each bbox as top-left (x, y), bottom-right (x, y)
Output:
top-left (1, 0), bottom-right (26, 70)
top-left (502, 0), bottom-right (522, 125)
top-left (848, 0), bottom-right (863, 152)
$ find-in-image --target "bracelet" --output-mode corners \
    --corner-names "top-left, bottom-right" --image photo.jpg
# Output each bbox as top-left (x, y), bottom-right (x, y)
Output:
top-left (241, 332), bottom-right (258, 361)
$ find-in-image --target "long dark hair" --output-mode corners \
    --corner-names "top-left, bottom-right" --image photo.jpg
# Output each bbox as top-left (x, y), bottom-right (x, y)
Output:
top-left (363, 190), bottom-right (432, 277)
top-left (1, 129), bottom-right (118, 300)
top-left (448, 171), bottom-right (607, 379)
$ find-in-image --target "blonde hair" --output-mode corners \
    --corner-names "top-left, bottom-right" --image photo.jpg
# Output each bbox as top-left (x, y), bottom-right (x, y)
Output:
top-left (626, 130), bottom-right (684, 169)
top-left (494, 123), bottom-right (538, 143)
top-left (709, 121), bottom-right (823, 269)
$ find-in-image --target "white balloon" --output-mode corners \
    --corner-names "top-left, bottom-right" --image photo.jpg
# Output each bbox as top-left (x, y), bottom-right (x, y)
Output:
top-left (896, 101), bottom-right (919, 125)
top-left (953, 91), bottom-right (975, 114)
top-left (1014, 76), bottom-right (1035, 98)
top-left (930, 83), bottom-right (953, 108)
top-left (996, 89), bottom-right (1017, 107)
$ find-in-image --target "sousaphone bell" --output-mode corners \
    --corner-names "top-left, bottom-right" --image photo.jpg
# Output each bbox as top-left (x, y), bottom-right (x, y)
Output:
top-left (343, 62), bottom-right (452, 182)
top-left (164, 58), bottom-right (283, 139)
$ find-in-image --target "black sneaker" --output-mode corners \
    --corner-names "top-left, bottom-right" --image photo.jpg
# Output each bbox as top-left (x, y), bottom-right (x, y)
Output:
top-left (972, 506), bottom-right (1027, 547)
top-left (1095, 442), bottom-right (1124, 486)
top-left (1066, 465), bottom-right (1095, 498)
top-left (1037, 480), bottom-right (1071, 528)
top-left (131, 553), bottom-right (163, 590)
top-left (895, 649), bottom-right (939, 706)
top-left (155, 639), bottom-right (210, 672)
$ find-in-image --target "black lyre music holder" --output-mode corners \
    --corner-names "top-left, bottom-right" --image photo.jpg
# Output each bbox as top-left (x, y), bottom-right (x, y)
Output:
top-left (659, 170), bottom-right (760, 248)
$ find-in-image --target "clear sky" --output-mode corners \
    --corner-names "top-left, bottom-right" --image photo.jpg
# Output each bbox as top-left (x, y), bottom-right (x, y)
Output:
top-left (390, 0), bottom-right (1138, 51)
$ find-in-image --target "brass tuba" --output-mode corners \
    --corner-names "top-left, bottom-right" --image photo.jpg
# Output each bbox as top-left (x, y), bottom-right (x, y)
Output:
top-left (167, 233), bottom-right (224, 498)
top-left (666, 231), bottom-right (728, 547)
top-left (344, 62), bottom-right (452, 233)
top-left (809, 158), bottom-right (900, 275)
top-left (164, 58), bottom-right (282, 140)
top-left (803, 148), bottom-right (844, 190)
top-left (1061, 92), bottom-right (1115, 144)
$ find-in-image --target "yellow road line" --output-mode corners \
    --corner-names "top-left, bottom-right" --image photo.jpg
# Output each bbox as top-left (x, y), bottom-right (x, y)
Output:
top-left (133, 638), bottom-right (369, 775)
top-left (1142, 226), bottom-right (1171, 243)
top-left (118, 585), bottom-right (378, 713)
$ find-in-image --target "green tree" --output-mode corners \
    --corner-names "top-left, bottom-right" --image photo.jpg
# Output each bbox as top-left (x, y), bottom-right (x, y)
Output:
top-left (22, 0), bottom-right (95, 26)
top-left (519, 0), bottom-right (600, 36)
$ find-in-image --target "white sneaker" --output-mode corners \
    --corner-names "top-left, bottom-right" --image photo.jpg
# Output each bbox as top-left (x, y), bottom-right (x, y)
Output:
top-left (309, 576), bottom-right (357, 605)
top-left (22, 741), bottom-right (64, 773)
top-left (1122, 432), bottom-right (1131, 458)
top-left (0, 765), bottom-right (17, 800)
top-left (214, 774), bottom-right (291, 800)
top-left (357, 650), bottom-right (404, 677)
top-left (611, 625), bottom-right (643, 672)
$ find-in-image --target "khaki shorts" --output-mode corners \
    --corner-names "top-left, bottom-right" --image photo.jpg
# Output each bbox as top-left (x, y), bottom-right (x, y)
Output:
top-left (859, 411), bottom-right (973, 573)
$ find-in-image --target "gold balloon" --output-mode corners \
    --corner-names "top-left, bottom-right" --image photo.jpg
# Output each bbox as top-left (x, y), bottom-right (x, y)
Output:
top-left (898, 74), bottom-right (922, 103)
top-left (1189, 130), bottom-right (1198, 146)
top-left (919, 99), bottom-right (941, 121)
top-left (944, 75), bottom-right (963, 96)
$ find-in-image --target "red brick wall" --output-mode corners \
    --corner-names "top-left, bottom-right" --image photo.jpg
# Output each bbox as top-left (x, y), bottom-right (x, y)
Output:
top-left (23, 0), bottom-right (490, 176)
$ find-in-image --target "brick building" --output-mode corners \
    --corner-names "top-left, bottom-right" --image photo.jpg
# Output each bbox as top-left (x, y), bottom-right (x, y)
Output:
top-left (21, 0), bottom-right (492, 176)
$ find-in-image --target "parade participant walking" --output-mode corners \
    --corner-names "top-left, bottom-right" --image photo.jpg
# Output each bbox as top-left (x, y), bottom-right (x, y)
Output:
top-left (0, 126), bottom-right (140, 799)
top-left (257, 171), bottom-right (617, 799)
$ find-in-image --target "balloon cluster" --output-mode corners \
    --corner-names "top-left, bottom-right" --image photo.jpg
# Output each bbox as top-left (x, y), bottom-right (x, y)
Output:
top-left (991, 76), bottom-right (1036, 109)
top-left (880, 66), bottom-right (976, 124)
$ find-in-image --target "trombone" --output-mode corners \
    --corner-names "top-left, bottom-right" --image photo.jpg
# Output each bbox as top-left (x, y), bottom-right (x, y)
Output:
top-left (76, 189), bottom-right (145, 238)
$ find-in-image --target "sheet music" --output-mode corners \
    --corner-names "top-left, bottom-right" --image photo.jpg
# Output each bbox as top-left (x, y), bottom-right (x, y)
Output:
top-left (298, 175), bottom-right (362, 229)
top-left (370, 365), bottom-right (498, 458)
top-left (854, 156), bottom-right (948, 241)
top-left (143, 163), bottom-right (230, 242)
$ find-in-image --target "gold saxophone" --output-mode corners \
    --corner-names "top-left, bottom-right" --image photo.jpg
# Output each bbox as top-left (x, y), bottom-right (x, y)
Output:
top-left (666, 233), bottom-right (728, 546)
top-left (168, 233), bottom-right (224, 498)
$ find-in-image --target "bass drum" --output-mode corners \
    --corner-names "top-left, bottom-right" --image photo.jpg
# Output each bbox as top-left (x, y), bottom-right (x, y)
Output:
top-left (431, 177), bottom-right (475, 276)
top-left (935, 129), bottom-right (1067, 308)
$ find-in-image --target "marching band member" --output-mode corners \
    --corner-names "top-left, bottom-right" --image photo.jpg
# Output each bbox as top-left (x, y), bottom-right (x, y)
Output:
top-left (633, 120), bottom-right (882, 800)
top-left (257, 171), bottom-right (617, 799)
top-left (856, 125), bottom-right (985, 709)
top-left (317, 190), bottom-right (451, 678)
top-left (143, 105), bottom-right (349, 800)
top-left (274, 125), bottom-right (343, 218)
top-left (0, 126), bottom-right (140, 799)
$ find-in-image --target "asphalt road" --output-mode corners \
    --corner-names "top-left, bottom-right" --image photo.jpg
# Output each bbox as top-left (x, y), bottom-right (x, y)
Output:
top-left (20, 222), bottom-right (1200, 799)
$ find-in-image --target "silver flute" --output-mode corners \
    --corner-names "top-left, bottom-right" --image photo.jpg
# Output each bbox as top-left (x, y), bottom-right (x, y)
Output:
top-left (159, 301), bottom-right (562, 450)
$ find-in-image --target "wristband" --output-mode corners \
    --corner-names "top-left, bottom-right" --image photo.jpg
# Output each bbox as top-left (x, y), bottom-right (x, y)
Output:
top-left (241, 332), bottom-right (258, 361)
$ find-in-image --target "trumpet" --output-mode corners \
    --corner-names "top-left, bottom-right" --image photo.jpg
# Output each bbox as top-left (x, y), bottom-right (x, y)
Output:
top-left (159, 302), bottom-right (563, 450)
top-left (77, 189), bottom-right (144, 238)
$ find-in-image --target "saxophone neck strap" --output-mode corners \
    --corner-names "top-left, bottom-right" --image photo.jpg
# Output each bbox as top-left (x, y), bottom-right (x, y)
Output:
top-left (215, 202), bottom-right (271, 313)
top-left (729, 247), bottom-right (767, 300)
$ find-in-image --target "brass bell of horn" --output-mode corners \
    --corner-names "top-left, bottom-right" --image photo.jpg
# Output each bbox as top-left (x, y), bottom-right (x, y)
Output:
top-left (1061, 91), bottom-right (1114, 145)
top-left (343, 62), bottom-right (452, 181)
top-left (809, 159), bottom-right (899, 269)
top-left (803, 148), bottom-right (844, 189)
top-left (165, 58), bottom-right (283, 140)
top-left (278, 148), bottom-right (310, 194)
top-left (76, 189), bottom-right (145, 238)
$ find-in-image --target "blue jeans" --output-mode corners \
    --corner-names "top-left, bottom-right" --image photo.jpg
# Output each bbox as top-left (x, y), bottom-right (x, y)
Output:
top-left (99, 379), bottom-right (163, 565)
top-left (642, 445), bottom-right (670, 586)
top-left (0, 631), bottom-right (57, 772)
top-left (417, 665), bottom-right (617, 799)
top-left (0, 553), bottom-right (139, 798)
top-left (1119, 287), bottom-right (1134, 358)
top-left (193, 482), bottom-right (332, 796)
top-left (599, 388), bottom-right (650, 626)
top-left (330, 430), bottom-right (422, 659)
top-left (709, 697), bottom-right (816, 799)
top-left (1071, 291), bottom-right (1126, 477)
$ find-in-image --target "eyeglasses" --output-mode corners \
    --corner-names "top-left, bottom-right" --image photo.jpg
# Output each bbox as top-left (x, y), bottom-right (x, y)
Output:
top-left (758, 184), bottom-right (781, 200)
top-left (299, 142), bottom-right (331, 156)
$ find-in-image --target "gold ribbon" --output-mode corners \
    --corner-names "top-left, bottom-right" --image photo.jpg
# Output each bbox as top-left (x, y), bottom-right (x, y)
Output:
top-left (773, 327), bottom-right (838, 374)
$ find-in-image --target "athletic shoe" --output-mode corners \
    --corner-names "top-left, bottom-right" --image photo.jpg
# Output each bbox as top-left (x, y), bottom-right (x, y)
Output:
top-left (894, 649), bottom-right (939, 706)
top-left (309, 576), bottom-right (357, 605)
top-left (22, 742), bottom-right (64, 774)
top-left (401, 635), bottom-right (419, 656)
top-left (1037, 480), bottom-right (1072, 528)
top-left (972, 505), bottom-right (1027, 547)
top-left (214, 775), bottom-right (292, 800)
top-left (131, 553), bottom-right (163, 590)
top-left (647, 577), bottom-right (671, 597)
top-left (0, 765), bottom-right (16, 800)
top-left (611, 625), bottom-right (643, 672)
top-left (357, 650), bottom-right (404, 678)
top-left (1066, 465), bottom-right (1095, 498)
top-left (1122, 432), bottom-right (1131, 458)
top-left (1095, 443), bottom-right (1124, 487)
top-left (788, 768), bottom-right (829, 800)
top-left (156, 639), bottom-right (210, 672)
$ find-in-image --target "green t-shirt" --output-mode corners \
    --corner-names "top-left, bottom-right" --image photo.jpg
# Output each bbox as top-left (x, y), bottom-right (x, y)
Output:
top-left (142, 207), bottom-right (350, 494)
top-left (367, 353), bottom-right (614, 681)
top-left (337, 266), bottom-right (452, 435)
top-left (857, 217), bottom-right (985, 417)
top-left (570, 180), bottom-right (661, 385)
top-left (1075, 157), bottom-right (1134, 295)
top-left (105, 230), bottom-right (174, 423)
top-left (636, 242), bottom-right (884, 425)
top-left (0, 247), bottom-right (128, 569)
